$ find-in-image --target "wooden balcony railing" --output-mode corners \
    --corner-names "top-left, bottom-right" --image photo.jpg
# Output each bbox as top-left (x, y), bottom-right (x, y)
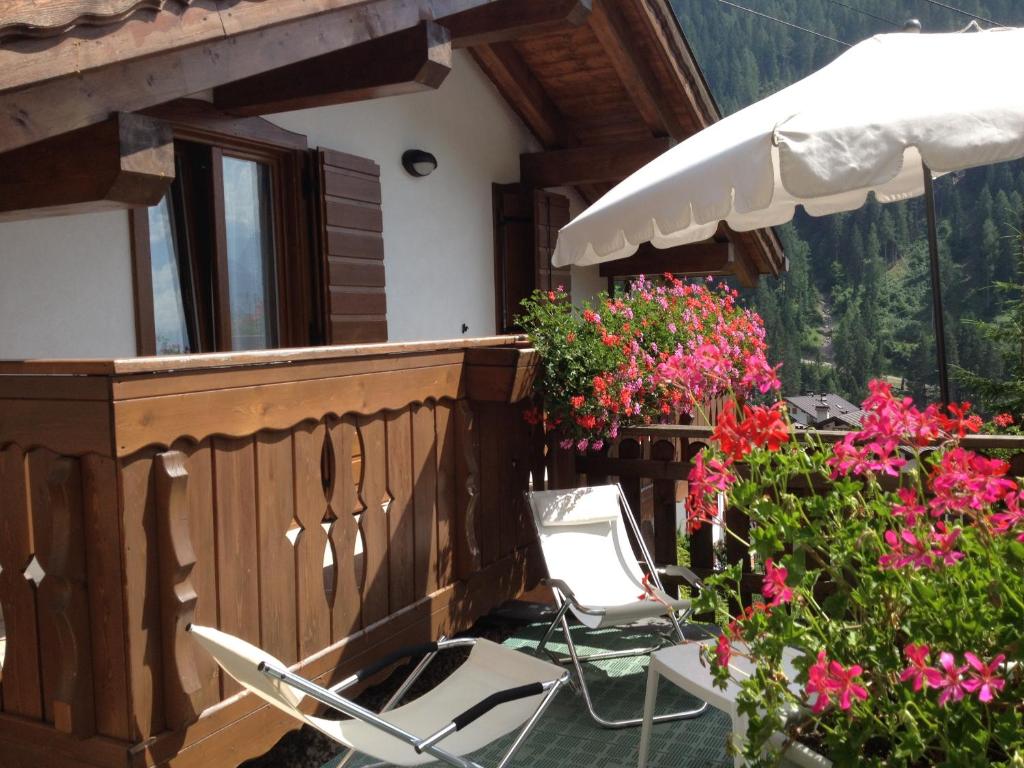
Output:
top-left (0, 336), bottom-right (548, 768)
top-left (574, 421), bottom-right (1024, 606)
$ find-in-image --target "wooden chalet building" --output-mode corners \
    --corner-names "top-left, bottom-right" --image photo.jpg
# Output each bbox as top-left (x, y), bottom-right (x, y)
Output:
top-left (0, 2), bottom-right (784, 767)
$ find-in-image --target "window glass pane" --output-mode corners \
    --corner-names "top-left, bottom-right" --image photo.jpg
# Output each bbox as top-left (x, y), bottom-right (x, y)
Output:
top-left (148, 195), bottom-right (193, 355)
top-left (222, 156), bottom-right (277, 350)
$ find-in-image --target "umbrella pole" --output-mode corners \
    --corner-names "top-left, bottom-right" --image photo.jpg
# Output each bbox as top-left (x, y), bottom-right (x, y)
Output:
top-left (923, 162), bottom-right (951, 406)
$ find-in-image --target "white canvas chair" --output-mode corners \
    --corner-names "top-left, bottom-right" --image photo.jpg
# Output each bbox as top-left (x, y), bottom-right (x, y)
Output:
top-left (526, 484), bottom-right (709, 728)
top-left (188, 624), bottom-right (568, 768)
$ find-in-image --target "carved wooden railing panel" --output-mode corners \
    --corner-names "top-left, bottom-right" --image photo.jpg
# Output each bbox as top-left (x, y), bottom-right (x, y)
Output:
top-left (326, 416), bottom-right (361, 640)
top-left (0, 337), bottom-right (543, 768)
top-left (154, 451), bottom-right (201, 730)
top-left (0, 445), bottom-right (43, 721)
top-left (294, 422), bottom-right (331, 659)
top-left (253, 431), bottom-right (299, 667)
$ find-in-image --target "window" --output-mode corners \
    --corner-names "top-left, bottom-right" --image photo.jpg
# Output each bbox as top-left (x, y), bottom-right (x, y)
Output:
top-left (131, 101), bottom-right (385, 355)
top-left (221, 155), bottom-right (278, 350)
top-left (131, 106), bottom-right (313, 355)
top-left (144, 142), bottom-right (283, 354)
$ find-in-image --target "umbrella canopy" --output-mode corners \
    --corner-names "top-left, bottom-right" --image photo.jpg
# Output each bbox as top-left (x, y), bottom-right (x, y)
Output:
top-left (552, 26), bottom-right (1024, 268)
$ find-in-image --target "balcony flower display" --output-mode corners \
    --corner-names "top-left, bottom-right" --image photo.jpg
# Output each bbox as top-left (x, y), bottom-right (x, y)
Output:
top-left (676, 381), bottom-right (1024, 766)
top-left (518, 275), bottom-right (777, 451)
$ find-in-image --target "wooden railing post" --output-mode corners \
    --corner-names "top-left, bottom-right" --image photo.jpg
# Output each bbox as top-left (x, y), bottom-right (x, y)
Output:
top-left (454, 400), bottom-right (482, 580)
top-left (155, 451), bottom-right (202, 730)
top-left (40, 458), bottom-right (95, 738)
top-left (650, 439), bottom-right (677, 566)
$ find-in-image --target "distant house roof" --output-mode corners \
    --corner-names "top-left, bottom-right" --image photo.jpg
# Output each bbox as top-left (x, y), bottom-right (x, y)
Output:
top-left (0, 0), bottom-right (785, 278)
top-left (786, 393), bottom-right (863, 428)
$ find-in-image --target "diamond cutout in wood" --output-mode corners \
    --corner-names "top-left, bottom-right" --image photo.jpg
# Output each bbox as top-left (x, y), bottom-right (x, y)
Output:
top-left (23, 554), bottom-right (45, 587)
top-left (285, 520), bottom-right (303, 547)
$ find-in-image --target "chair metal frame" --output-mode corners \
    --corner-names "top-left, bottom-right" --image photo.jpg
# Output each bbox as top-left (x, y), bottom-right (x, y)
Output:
top-left (527, 483), bottom-right (709, 729)
top-left (251, 635), bottom-right (568, 768)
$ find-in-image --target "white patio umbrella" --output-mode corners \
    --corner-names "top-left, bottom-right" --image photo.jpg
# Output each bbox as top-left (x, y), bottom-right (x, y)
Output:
top-left (552, 25), bottom-right (1024, 404)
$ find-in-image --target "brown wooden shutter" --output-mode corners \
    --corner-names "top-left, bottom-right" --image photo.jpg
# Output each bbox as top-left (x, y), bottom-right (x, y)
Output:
top-left (317, 147), bottom-right (388, 344)
top-left (493, 185), bottom-right (572, 333)
top-left (533, 189), bottom-right (572, 295)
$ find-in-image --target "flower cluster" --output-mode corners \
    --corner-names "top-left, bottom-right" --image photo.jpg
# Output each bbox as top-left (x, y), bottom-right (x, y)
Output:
top-left (690, 379), bottom-right (1024, 765)
top-left (518, 275), bottom-right (774, 450)
top-left (806, 650), bottom-right (869, 713)
top-left (684, 400), bottom-right (789, 531)
top-left (900, 645), bottom-right (1006, 706)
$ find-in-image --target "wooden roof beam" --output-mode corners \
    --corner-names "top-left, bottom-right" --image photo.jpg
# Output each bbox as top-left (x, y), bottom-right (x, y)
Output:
top-left (471, 42), bottom-right (573, 148)
top-left (588, 0), bottom-right (683, 138)
top-left (214, 22), bottom-right (452, 117)
top-left (598, 241), bottom-right (732, 278)
top-left (0, 112), bottom-right (173, 221)
top-left (0, 0), bottom-right (495, 154)
top-left (520, 138), bottom-right (671, 188)
top-left (445, 0), bottom-right (591, 48)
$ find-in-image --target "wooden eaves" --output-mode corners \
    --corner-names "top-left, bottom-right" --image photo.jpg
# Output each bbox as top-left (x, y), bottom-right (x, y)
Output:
top-left (0, 0), bottom-right (784, 281)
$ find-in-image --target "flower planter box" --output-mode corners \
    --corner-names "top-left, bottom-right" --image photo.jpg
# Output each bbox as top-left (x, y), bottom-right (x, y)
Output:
top-left (465, 345), bottom-right (538, 403)
top-left (771, 734), bottom-right (833, 768)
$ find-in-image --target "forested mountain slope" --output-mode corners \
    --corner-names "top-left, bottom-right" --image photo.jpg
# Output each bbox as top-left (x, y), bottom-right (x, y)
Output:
top-left (673, 0), bottom-right (1024, 406)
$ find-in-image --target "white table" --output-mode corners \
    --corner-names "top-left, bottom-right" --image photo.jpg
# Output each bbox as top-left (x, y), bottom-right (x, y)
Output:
top-left (637, 641), bottom-right (803, 768)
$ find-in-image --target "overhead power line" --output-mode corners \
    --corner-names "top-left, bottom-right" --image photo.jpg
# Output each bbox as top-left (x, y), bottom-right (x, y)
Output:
top-left (915, 0), bottom-right (1006, 27)
top-left (826, 0), bottom-right (900, 28)
top-left (714, 0), bottom-right (852, 47)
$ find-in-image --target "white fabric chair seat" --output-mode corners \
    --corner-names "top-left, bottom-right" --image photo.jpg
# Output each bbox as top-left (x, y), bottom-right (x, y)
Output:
top-left (577, 591), bottom-right (690, 630)
top-left (189, 625), bottom-right (563, 767)
top-left (526, 485), bottom-right (708, 729)
top-left (320, 640), bottom-right (556, 765)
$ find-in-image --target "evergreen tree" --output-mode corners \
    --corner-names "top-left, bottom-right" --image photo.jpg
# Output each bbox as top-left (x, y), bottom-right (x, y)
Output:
top-left (673, 0), bottom-right (1024, 403)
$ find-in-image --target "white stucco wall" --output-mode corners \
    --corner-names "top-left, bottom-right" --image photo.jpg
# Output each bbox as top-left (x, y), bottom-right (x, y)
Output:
top-left (268, 50), bottom-right (597, 341)
top-left (0, 51), bottom-right (604, 359)
top-left (0, 211), bottom-right (137, 359)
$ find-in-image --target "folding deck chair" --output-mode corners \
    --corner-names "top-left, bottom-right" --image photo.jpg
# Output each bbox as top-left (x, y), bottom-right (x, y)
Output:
top-left (188, 624), bottom-right (568, 768)
top-left (526, 484), bottom-right (709, 728)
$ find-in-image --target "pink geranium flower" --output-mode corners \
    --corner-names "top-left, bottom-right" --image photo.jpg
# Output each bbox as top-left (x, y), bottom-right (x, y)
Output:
top-left (963, 652), bottom-right (1006, 703)
top-left (936, 652), bottom-right (969, 707)
top-left (806, 650), bottom-right (868, 712)
top-left (762, 558), bottom-right (792, 606)
top-left (893, 487), bottom-right (927, 525)
top-left (829, 660), bottom-right (869, 711)
top-left (930, 523), bottom-right (964, 566)
top-left (715, 634), bottom-right (731, 667)
top-left (879, 529), bottom-right (933, 570)
top-left (900, 643), bottom-right (942, 692)
top-left (806, 650), bottom-right (837, 714)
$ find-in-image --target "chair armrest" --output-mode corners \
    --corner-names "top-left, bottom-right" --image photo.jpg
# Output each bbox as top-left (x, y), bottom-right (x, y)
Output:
top-left (414, 682), bottom-right (547, 753)
top-left (657, 564), bottom-right (703, 589)
top-left (351, 641), bottom-right (439, 683)
top-left (541, 578), bottom-right (606, 616)
top-left (540, 577), bottom-right (578, 602)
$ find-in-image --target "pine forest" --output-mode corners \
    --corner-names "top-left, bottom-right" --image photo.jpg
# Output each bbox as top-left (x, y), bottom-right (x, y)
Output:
top-left (673, 0), bottom-right (1024, 411)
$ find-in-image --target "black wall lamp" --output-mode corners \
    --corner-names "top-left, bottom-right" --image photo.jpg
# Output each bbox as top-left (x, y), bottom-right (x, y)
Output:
top-left (401, 149), bottom-right (438, 177)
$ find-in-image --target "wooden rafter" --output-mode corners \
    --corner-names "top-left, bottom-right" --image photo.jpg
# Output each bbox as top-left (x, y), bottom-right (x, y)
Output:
top-left (588, 0), bottom-right (682, 138)
top-left (444, 0), bottom-right (591, 48)
top-left (520, 138), bottom-right (671, 187)
top-left (0, 0), bottom-right (495, 154)
top-left (0, 112), bottom-right (173, 220)
top-left (214, 21), bottom-right (452, 117)
top-left (471, 42), bottom-right (572, 149)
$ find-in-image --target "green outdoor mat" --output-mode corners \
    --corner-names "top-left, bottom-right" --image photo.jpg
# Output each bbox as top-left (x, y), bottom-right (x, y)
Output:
top-left (326, 622), bottom-right (733, 768)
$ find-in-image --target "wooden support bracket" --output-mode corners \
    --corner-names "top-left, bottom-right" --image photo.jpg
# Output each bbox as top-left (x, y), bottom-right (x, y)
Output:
top-left (214, 21), bottom-right (453, 117)
top-left (0, 112), bottom-right (173, 221)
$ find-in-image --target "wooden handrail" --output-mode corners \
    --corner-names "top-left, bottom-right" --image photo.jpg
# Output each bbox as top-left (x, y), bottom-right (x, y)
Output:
top-left (620, 423), bottom-right (1024, 450)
